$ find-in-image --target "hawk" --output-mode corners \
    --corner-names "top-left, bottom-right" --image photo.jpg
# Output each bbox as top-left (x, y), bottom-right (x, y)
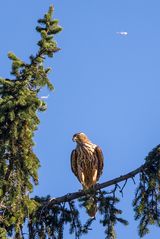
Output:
top-left (71, 132), bottom-right (104, 217)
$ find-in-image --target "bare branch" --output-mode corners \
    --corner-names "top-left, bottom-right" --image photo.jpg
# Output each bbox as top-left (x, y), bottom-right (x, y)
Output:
top-left (45, 163), bottom-right (146, 207)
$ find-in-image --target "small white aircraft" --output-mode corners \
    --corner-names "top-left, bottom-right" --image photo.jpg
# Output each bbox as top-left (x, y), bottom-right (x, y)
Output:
top-left (116, 31), bottom-right (128, 36)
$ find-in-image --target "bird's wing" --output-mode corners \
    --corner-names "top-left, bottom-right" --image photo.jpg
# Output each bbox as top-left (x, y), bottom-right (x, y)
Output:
top-left (95, 146), bottom-right (104, 180)
top-left (71, 149), bottom-right (84, 184)
top-left (71, 149), bottom-right (79, 177)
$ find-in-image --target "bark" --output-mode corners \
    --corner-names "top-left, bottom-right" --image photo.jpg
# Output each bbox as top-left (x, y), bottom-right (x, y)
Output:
top-left (45, 163), bottom-right (146, 207)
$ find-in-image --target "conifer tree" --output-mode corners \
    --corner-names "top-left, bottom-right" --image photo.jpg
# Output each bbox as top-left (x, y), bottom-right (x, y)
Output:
top-left (0, 5), bottom-right (160, 239)
top-left (0, 6), bottom-right (62, 238)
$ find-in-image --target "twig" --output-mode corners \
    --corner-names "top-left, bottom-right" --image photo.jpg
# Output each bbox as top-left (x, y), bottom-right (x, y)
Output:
top-left (105, 183), bottom-right (119, 195)
top-left (119, 179), bottom-right (128, 197)
top-left (131, 177), bottom-right (136, 185)
top-left (68, 201), bottom-right (79, 239)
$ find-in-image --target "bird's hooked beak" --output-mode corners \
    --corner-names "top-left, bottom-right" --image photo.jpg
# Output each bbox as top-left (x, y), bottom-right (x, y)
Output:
top-left (72, 136), bottom-right (77, 142)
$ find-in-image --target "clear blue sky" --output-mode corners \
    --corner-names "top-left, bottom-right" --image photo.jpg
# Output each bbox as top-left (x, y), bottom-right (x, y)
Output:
top-left (0, 1), bottom-right (160, 238)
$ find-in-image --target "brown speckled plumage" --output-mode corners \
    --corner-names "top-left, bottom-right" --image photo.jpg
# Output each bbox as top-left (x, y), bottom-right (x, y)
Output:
top-left (71, 132), bottom-right (104, 189)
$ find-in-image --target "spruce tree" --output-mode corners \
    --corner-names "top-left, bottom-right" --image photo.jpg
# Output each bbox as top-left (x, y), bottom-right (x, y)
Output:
top-left (0, 5), bottom-right (160, 239)
top-left (0, 6), bottom-right (62, 238)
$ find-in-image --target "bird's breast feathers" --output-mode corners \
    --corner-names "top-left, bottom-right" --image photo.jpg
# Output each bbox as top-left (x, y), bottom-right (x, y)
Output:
top-left (71, 133), bottom-right (104, 190)
top-left (78, 143), bottom-right (97, 155)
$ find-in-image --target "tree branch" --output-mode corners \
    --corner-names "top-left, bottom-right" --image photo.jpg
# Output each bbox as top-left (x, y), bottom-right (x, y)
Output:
top-left (45, 163), bottom-right (146, 207)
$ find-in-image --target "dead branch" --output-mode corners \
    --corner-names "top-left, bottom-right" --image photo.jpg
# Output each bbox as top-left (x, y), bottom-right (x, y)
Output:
top-left (45, 163), bottom-right (146, 207)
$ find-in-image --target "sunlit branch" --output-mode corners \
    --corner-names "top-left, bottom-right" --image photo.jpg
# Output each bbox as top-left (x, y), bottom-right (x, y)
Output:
top-left (45, 163), bottom-right (146, 207)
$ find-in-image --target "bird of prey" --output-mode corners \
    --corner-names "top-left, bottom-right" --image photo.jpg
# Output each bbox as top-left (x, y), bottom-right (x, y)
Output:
top-left (71, 132), bottom-right (104, 217)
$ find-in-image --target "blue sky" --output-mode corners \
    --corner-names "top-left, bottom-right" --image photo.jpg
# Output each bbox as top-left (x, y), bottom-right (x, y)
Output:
top-left (0, 1), bottom-right (160, 238)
